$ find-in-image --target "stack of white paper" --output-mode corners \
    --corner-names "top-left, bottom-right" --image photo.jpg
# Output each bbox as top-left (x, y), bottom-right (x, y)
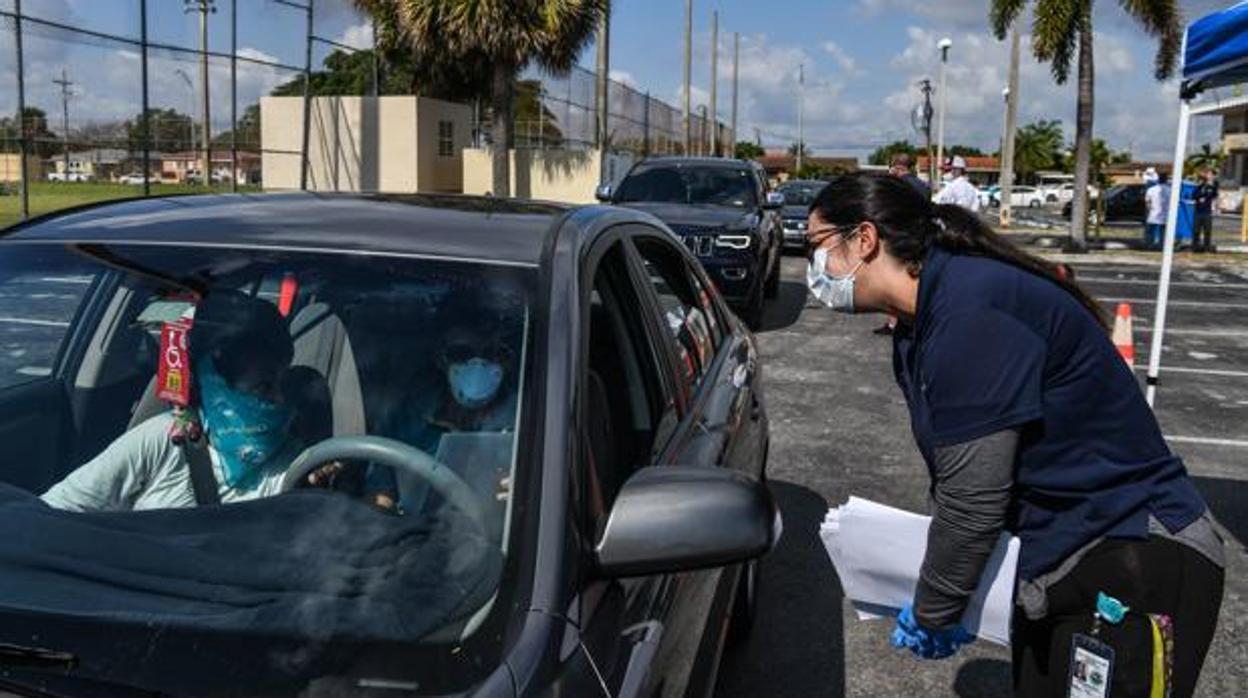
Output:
top-left (819, 496), bottom-right (1020, 647)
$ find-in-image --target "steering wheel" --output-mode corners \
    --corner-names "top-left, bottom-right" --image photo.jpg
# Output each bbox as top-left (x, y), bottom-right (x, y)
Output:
top-left (281, 435), bottom-right (491, 535)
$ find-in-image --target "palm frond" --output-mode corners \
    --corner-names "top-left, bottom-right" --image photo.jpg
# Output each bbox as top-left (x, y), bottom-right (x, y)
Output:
top-left (1031, 0), bottom-right (1082, 84)
top-left (989, 0), bottom-right (1029, 39)
top-left (1117, 0), bottom-right (1183, 79)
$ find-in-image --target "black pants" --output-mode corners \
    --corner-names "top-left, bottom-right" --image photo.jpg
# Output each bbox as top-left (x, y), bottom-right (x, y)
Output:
top-left (1194, 214), bottom-right (1214, 252)
top-left (1012, 536), bottom-right (1224, 698)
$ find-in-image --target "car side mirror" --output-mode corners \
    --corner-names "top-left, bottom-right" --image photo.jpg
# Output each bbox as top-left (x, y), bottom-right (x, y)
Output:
top-left (595, 184), bottom-right (613, 202)
top-left (595, 466), bottom-right (778, 578)
top-left (763, 192), bottom-right (785, 210)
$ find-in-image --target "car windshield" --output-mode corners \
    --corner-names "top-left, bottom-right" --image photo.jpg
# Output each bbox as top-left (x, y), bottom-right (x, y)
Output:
top-left (0, 242), bottom-right (534, 695)
top-left (615, 165), bottom-right (758, 208)
top-left (777, 182), bottom-right (824, 207)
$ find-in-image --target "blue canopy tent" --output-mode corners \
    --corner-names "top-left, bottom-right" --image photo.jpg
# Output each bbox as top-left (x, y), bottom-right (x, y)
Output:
top-left (1147, 2), bottom-right (1248, 407)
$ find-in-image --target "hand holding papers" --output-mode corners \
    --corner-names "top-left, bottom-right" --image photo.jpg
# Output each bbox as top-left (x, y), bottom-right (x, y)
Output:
top-left (819, 496), bottom-right (1020, 647)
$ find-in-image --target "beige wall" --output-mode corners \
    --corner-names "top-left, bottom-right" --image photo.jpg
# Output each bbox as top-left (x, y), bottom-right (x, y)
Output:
top-left (261, 95), bottom-right (471, 193)
top-left (0, 154), bottom-right (40, 182)
top-left (462, 148), bottom-right (635, 203)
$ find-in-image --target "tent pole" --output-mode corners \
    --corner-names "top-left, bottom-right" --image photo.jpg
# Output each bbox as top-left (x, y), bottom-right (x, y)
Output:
top-left (1146, 99), bottom-right (1191, 407)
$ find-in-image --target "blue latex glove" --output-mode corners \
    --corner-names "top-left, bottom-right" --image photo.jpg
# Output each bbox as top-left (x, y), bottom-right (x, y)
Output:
top-left (889, 603), bottom-right (976, 660)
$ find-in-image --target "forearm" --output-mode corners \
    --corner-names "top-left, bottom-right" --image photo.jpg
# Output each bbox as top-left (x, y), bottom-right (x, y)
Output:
top-left (915, 428), bottom-right (1018, 629)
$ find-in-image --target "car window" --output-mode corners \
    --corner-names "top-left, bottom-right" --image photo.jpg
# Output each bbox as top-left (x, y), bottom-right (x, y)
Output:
top-left (777, 182), bottom-right (824, 207)
top-left (634, 236), bottom-right (717, 396)
top-left (615, 165), bottom-right (759, 208)
top-left (0, 242), bottom-right (533, 694)
top-left (0, 265), bottom-right (96, 391)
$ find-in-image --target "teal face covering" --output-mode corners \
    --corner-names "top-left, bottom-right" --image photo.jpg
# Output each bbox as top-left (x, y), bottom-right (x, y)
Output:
top-left (196, 357), bottom-right (293, 489)
top-left (448, 358), bottom-right (504, 409)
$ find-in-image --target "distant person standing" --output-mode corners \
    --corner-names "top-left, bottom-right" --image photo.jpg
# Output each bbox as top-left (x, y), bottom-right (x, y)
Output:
top-left (1193, 167), bottom-right (1219, 253)
top-left (935, 156), bottom-right (980, 212)
top-left (890, 153), bottom-right (931, 200)
top-left (1145, 172), bottom-right (1171, 250)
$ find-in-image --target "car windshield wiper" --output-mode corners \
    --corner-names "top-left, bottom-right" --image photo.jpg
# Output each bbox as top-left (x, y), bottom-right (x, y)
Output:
top-left (0, 643), bottom-right (78, 670)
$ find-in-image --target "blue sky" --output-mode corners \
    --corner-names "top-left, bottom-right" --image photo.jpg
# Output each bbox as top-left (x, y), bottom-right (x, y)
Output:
top-left (0, 0), bottom-right (1233, 160)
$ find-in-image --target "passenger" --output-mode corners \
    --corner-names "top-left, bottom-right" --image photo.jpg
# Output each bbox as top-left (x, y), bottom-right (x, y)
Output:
top-left (43, 291), bottom-right (304, 511)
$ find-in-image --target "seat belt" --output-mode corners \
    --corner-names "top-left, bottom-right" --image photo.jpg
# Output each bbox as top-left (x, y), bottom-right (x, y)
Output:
top-left (182, 440), bottom-right (221, 507)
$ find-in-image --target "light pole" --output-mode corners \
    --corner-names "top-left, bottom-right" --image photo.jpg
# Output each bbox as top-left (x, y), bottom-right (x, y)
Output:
top-left (175, 68), bottom-right (197, 181)
top-left (185, 0), bottom-right (215, 187)
top-left (797, 63), bottom-right (805, 174)
top-left (935, 37), bottom-right (952, 189)
top-left (683, 0), bottom-right (692, 155)
top-left (52, 69), bottom-right (73, 181)
top-left (1000, 29), bottom-right (1020, 226)
top-left (709, 10), bottom-right (718, 157)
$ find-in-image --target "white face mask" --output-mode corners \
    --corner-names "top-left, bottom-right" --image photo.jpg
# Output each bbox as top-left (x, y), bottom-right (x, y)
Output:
top-left (806, 240), bottom-right (864, 314)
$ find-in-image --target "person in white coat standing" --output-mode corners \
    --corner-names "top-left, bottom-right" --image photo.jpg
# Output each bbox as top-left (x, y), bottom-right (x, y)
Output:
top-left (936, 156), bottom-right (980, 212)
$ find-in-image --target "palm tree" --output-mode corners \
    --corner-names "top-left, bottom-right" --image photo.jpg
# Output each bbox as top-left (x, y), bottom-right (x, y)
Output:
top-left (991, 1), bottom-right (1182, 251)
top-left (1185, 143), bottom-right (1226, 174)
top-left (356, 0), bottom-right (606, 197)
top-left (1013, 120), bottom-right (1064, 185)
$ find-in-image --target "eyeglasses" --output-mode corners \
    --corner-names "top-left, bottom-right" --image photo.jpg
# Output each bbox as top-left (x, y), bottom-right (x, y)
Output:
top-left (806, 223), bottom-right (862, 258)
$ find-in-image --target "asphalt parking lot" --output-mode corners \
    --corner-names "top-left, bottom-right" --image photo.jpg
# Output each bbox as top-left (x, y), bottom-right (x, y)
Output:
top-left (714, 252), bottom-right (1248, 697)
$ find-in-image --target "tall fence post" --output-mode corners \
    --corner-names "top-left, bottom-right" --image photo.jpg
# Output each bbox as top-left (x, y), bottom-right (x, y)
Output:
top-left (642, 91), bottom-right (650, 157)
top-left (300, 0), bottom-right (314, 191)
top-left (139, 0), bottom-right (150, 197)
top-left (230, 0), bottom-right (238, 193)
top-left (13, 0), bottom-right (29, 220)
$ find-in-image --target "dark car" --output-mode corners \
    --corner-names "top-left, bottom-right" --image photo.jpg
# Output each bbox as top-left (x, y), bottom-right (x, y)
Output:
top-left (775, 179), bottom-right (828, 251)
top-left (0, 193), bottom-right (775, 698)
top-left (1063, 184), bottom-right (1147, 225)
top-left (598, 157), bottom-right (784, 329)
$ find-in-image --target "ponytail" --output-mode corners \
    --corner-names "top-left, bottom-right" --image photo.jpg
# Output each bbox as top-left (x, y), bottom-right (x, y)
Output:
top-left (810, 173), bottom-right (1109, 331)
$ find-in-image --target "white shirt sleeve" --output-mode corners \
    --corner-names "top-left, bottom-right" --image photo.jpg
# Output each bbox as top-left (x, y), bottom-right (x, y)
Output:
top-left (41, 414), bottom-right (177, 512)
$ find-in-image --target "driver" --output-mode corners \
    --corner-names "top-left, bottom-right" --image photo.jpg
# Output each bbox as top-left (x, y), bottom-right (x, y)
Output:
top-left (42, 291), bottom-right (304, 512)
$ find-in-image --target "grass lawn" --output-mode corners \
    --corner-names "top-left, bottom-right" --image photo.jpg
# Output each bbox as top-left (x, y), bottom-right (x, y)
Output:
top-left (0, 182), bottom-right (261, 229)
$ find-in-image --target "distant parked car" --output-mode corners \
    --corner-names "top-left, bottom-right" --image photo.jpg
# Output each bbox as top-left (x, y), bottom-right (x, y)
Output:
top-left (775, 179), bottom-right (827, 251)
top-left (992, 186), bottom-right (1045, 208)
top-left (116, 173), bottom-right (150, 185)
top-left (978, 185), bottom-right (1000, 210)
top-left (1062, 184), bottom-right (1147, 226)
top-left (46, 172), bottom-right (92, 183)
top-left (598, 157), bottom-right (784, 329)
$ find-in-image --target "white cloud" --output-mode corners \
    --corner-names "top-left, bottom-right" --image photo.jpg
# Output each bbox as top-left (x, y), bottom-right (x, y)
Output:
top-left (335, 21), bottom-right (374, 51)
top-left (822, 41), bottom-right (861, 77)
top-left (610, 70), bottom-right (639, 89)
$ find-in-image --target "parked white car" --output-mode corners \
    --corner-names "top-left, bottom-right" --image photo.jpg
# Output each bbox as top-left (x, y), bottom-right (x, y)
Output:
top-left (116, 173), bottom-right (150, 185)
top-left (46, 172), bottom-right (93, 183)
top-left (1043, 183), bottom-right (1076, 204)
top-left (993, 186), bottom-right (1046, 208)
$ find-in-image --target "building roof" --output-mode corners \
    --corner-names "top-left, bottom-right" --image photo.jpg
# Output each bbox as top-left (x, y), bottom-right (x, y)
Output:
top-left (758, 152), bottom-right (859, 173)
top-left (162, 151), bottom-right (262, 163)
top-left (916, 155), bottom-right (1000, 172)
top-left (3, 193), bottom-right (568, 267)
top-left (55, 149), bottom-right (129, 164)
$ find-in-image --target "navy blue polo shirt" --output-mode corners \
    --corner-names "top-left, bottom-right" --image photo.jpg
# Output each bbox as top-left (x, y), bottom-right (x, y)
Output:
top-left (893, 247), bottom-right (1207, 581)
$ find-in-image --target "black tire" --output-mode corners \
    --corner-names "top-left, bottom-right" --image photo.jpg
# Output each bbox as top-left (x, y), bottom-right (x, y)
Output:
top-left (726, 559), bottom-right (758, 646)
top-left (741, 283), bottom-right (765, 331)
top-left (763, 253), bottom-right (781, 299)
top-left (1029, 199), bottom-right (1041, 208)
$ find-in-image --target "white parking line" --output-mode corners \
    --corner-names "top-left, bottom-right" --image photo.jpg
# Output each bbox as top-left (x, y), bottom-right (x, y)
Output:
top-left (0, 317), bottom-right (70, 328)
top-left (1166, 435), bottom-right (1248, 449)
top-left (1098, 297), bottom-right (1248, 310)
top-left (1134, 328), bottom-right (1248, 337)
top-left (1080, 277), bottom-right (1248, 290)
top-left (1135, 365), bottom-right (1248, 378)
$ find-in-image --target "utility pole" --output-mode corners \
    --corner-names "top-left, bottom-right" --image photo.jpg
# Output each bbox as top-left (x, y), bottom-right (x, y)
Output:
top-left (935, 37), bottom-right (952, 190)
top-left (595, 3), bottom-right (610, 180)
top-left (709, 11), bottom-right (718, 157)
top-left (916, 79), bottom-right (935, 185)
top-left (185, 0), bottom-right (215, 187)
top-left (683, 0), bottom-right (693, 155)
top-left (796, 63), bottom-right (804, 174)
top-left (699, 105), bottom-right (708, 155)
top-left (52, 69), bottom-right (73, 180)
top-left (731, 32), bottom-right (739, 160)
top-left (1000, 29), bottom-right (1020, 226)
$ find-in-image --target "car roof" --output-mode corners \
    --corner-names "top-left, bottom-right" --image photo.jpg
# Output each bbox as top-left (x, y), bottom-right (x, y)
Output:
top-left (2, 192), bottom-right (568, 267)
top-left (633, 156), bottom-right (755, 170)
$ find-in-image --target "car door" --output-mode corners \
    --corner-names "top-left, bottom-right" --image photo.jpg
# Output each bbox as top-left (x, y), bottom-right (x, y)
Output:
top-left (0, 261), bottom-right (110, 492)
top-left (623, 228), bottom-right (766, 696)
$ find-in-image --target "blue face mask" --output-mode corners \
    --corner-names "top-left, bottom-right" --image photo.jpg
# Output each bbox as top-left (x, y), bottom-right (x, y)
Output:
top-left (196, 357), bottom-right (293, 489)
top-left (807, 245), bottom-right (864, 314)
top-left (448, 358), bottom-right (504, 409)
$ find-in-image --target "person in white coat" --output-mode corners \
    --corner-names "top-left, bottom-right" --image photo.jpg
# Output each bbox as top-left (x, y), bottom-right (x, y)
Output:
top-left (935, 156), bottom-right (980, 212)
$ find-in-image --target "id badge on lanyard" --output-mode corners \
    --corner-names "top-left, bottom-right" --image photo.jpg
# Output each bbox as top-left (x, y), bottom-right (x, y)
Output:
top-left (1068, 633), bottom-right (1114, 698)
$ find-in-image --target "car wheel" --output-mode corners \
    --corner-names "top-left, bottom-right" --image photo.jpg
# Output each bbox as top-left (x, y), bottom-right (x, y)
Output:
top-left (726, 558), bottom-right (758, 646)
top-left (742, 283), bottom-right (765, 331)
top-left (764, 254), bottom-right (781, 299)
top-left (1029, 199), bottom-right (1041, 208)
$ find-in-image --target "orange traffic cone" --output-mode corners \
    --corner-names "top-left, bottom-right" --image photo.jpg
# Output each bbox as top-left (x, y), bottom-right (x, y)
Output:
top-left (1113, 303), bottom-right (1135, 369)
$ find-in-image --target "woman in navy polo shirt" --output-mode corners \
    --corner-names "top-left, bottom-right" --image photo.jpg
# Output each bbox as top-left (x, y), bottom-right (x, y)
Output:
top-left (806, 173), bottom-right (1224, 697)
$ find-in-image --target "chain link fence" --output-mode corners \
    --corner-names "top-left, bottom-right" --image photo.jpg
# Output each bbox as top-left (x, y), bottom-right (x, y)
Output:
top-left (513, 63), bottom-right (733, 158)
top-left (0, 0), bottom-right (369, 226)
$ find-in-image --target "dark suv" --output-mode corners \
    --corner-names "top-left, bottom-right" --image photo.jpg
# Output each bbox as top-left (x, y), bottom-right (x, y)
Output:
top-left (598, 157), bottom-right (784, 328)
